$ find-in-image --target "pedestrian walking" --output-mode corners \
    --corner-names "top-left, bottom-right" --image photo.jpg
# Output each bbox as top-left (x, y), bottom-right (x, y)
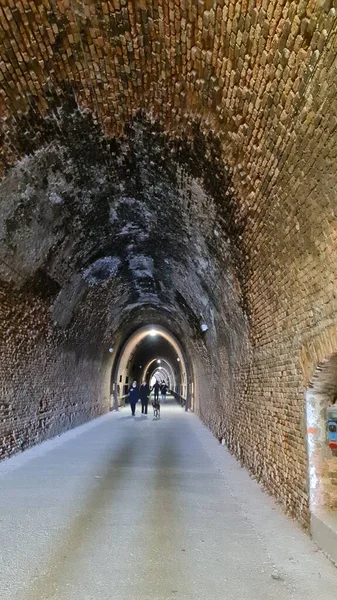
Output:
top-left (152, 380), bottom-right (160, 403)
top-left (128, 380), bottom-right (139, 416)
top-left (161, 382), bottom-right (168, 403)
top-left (139, 380), bottom-right (150, 415)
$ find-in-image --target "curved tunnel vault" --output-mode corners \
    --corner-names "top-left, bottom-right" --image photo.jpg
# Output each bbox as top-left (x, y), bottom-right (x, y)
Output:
top-left (110, 324), bottom-right (192, 411)
top-left (1, 1), bottom-right (337, 530)
top-left (144, 359), bottom-right (177, 390)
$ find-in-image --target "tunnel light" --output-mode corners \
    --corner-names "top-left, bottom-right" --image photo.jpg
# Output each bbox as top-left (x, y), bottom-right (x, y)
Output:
top-left (157, 359), bottom-right (161, 364)
top-left (177, 357), bottom-right (180, 362)
top-left (108, 347), bottom-right (114, 353)
top-left (149, 329), bottom-right (157, 337)
top-left (200, 323), bottom-right (208, 332)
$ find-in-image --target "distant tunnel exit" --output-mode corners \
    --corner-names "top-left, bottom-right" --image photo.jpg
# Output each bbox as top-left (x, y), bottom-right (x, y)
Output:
top-left (110, 325), bottom-right (193, 412)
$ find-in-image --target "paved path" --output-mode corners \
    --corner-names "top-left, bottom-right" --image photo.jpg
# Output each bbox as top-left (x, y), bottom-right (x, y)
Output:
top-left (1, 400), bottom-right (337, 600)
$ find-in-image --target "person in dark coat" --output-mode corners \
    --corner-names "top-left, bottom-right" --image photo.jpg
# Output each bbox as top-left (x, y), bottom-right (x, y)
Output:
top-left (128, 380), bottom-right (139, 416)
top-left (161, 383), bottom-right (168, 403)
top-left (139, 380), bottom-right (150, 415)
top-left (152, 380), bottom-right (160, 402)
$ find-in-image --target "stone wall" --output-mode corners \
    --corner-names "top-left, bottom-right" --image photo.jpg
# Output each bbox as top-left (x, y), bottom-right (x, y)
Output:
top-left (0, 278), bottom-right (118, 458)
top-left (239, 30), bottom-right (337, 525)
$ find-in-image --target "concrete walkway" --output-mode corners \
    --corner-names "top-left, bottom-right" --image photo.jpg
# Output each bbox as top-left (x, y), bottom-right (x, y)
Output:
top-left (1, 401), bottom-right (337, 600)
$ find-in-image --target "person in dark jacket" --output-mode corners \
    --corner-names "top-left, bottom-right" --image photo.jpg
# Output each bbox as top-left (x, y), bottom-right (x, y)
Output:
top-left (139, 380), bottom-right (150, 415)
top-left (152, 380), bottom-right (160, 402)
top-left (161, 383), bottom-right (168, 403)
top-left (128, 380), bottom-right (139, 416)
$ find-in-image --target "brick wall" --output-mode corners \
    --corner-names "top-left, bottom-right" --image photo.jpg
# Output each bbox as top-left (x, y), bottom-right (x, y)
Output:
top-left (0, 280), bottom-right (113, 459)
top-left (216, 27), bottom-right (337, 526)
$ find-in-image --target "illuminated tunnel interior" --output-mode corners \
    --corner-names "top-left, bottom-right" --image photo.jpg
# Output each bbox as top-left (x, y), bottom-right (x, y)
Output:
top-left (126, 335), bottom-right (182, 391)
top-left (2, 1), bottom-right (337, 544)
top-left (110, 325), bottom-right (191, 410)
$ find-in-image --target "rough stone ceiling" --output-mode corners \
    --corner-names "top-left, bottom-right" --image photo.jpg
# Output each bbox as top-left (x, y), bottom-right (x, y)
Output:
top-left (0, 0), bottom-right (336, 343)
top-left (0, 1), bottom-right (334, 190)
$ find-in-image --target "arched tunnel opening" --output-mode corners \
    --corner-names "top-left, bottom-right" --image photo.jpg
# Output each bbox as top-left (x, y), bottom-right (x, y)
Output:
top-left (1, 1), bottom-right (337, 581)
top-left (109, 324), bottom-right (192, 410)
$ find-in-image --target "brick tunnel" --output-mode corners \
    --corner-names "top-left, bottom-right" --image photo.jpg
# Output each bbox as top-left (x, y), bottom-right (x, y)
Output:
top-left (1, 1), bottom-right (337, 598)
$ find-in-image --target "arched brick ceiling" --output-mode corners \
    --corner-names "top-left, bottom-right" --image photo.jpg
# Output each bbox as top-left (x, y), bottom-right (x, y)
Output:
top-left (0, 0), bottom-right (258, 353)
top-left (0, 1), bottom-right (334, 187)
top-left (1, 0), bottom-right (334, 328)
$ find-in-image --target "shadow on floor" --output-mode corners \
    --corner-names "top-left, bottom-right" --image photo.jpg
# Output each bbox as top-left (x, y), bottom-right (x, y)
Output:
top-left (23, 437), bottom-right (139, 600)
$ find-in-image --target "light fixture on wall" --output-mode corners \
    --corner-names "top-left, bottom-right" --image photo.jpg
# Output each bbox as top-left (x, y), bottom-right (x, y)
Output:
top-left (157, 359), bottom-right (161, 364)
top-left (149, 329), bottom-right (157, 337)
top-left (199, 310), bottom-right (209, 333)
top-left (177, 357), bottom-right (180, 362)
top-left (108, 347), bottom-right (114, 353)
